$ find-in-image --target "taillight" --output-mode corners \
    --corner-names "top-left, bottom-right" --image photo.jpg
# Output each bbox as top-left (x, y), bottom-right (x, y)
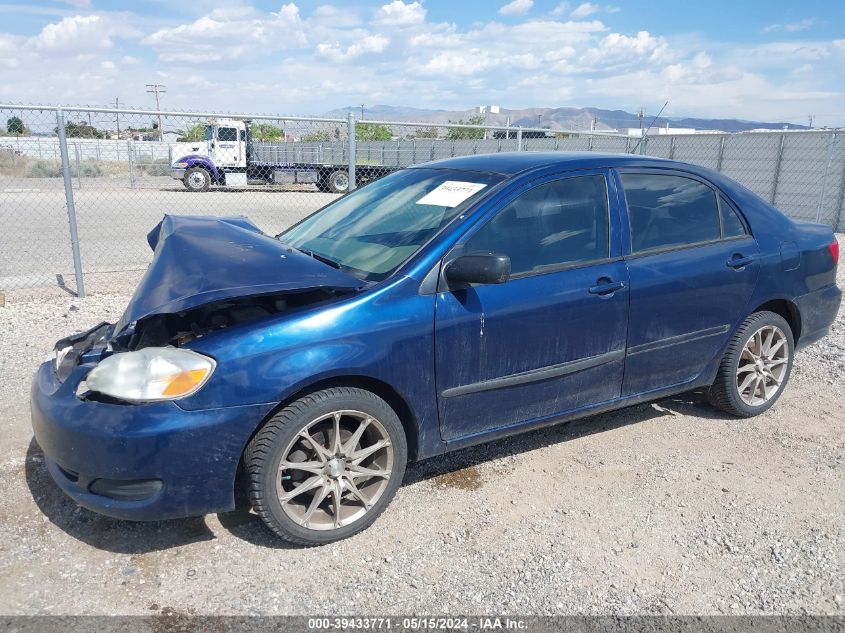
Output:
top-left (830, 239), bottom-right (839, 266)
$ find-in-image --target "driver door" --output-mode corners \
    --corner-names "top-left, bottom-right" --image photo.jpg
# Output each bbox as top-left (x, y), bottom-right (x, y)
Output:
top-left (434, 171), bottom-right (629, 441)
top-left (212, 126), bottom-right (242, 168)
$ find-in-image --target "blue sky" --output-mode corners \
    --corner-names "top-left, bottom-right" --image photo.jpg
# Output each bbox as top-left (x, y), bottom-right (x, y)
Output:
top-left (1, 0), bottom-right (843, 125)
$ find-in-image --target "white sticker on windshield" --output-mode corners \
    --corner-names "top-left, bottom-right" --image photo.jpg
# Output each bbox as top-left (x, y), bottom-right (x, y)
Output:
top-left (415, 181), bottom-right (487, 207)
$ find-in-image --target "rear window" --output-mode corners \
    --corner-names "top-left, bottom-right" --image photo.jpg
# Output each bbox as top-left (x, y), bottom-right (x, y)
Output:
top-left (622, 173), bottom-right (720, 253)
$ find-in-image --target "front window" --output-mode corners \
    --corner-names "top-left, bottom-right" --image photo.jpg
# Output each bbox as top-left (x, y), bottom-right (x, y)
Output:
top-left (204, 125), bottom-right (213, 141)
top-left (279, 168), bottom-right (503, 281)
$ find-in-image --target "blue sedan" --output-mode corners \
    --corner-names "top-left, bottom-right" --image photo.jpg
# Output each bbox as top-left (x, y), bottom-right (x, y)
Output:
top-left (31, 153), bottom-right (841, 545)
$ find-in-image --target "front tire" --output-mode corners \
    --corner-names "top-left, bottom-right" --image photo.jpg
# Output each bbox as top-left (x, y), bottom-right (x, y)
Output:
top-left (245, 387), bottom-right (407, 545)
top-left (183, 166), bottom-right (210, 192)
top-left (708, 311), bottom-right (794, 417)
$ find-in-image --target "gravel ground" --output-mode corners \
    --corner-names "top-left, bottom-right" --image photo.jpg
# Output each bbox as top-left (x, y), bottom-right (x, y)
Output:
top-left (0, 248), bottom-right (843, 616)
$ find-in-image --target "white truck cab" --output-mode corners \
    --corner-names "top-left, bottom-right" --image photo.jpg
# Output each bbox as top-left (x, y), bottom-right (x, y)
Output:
top-left (169, 119), bottom-right (247, 170)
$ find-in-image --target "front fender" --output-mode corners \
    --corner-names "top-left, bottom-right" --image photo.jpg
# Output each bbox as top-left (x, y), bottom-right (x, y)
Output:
top-left (177, 278), bottom-right (445, 459)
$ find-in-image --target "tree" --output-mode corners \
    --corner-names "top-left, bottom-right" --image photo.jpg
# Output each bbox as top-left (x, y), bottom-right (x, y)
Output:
top-left (356, 123), bottom-right (392, 141)
top-left (179, 123), bottom-right (207, 142)
top-left (301, 130), bottom-right (332, 142)
top-left (56, 121), bottom-right (106, 139)
top-left (414, 127), bottom-right (439, 139)
top-left (6, 116), bottom-right (27, 136)
top-left (250, 123), bottom-right (284, 142)
top-left (446, 114), bottom-right (485, 140)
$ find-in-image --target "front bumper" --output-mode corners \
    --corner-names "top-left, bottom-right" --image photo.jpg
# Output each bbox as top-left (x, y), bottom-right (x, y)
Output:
top-left (31, 360), bottom-right (274, 521)
top-left (170, 168), bottom-right (186, 180)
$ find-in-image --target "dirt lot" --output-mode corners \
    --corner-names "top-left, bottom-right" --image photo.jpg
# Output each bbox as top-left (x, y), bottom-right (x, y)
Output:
top-left (0, 258), bottom-right (842, 616)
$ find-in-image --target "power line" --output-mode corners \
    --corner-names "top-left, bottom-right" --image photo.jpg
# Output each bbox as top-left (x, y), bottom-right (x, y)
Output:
top-left (145, 84), bottom-right (166, 139)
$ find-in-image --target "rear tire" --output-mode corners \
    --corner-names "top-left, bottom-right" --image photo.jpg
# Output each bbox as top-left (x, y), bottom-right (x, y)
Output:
top-left (245, 387), bottom-right (407, 546)
top-left (183, 166), bottom-right (210, 192)
top-left (708, 311), bottom-right (794, 417)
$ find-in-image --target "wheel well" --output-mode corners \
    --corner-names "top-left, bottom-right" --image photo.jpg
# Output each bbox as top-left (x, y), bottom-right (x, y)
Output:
top-left (753, 299), bottom-right (801, 342)
top-left (233, 376), bottom-right (420, 505)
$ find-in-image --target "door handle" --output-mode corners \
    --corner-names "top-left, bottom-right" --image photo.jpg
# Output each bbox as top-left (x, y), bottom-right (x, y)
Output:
top-left (726, 254), bottom-right (754, 269)
top-left (589, 280), bottom-right (625, 295)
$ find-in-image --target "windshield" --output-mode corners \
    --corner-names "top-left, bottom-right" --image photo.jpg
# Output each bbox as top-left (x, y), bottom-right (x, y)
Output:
top-left (278, 168), bottom-right (503, 281)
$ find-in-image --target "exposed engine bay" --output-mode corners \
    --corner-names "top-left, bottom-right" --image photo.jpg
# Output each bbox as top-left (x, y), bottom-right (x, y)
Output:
top-left (116, 288), bottom-right (350, 351)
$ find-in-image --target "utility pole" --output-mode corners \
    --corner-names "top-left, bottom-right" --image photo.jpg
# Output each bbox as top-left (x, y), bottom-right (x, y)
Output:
top-left (808, 115), bottom-right (815, 129)
top-left (537, 113), bottom-right (542, 127)
top-left (360, 104), bottom-right (365, 120)
top-left (146, 83), bottom-right (166, 139)
top-left (115, 97), bottom-right (121, 138)
top-left (638, 107), bottom-right (645, 136)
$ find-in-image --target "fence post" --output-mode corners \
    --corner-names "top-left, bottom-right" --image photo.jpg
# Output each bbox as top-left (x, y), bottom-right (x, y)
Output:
top-left (716, 136), bottom-right (725, 172)
top-left (770, 134), bottom-right (785, 204)
top-left (669, 136), bottom-right (676, 160)
top-left (347, 112), bottom-right (356, 191)
top-left (74, 143), bottom-right (81, 189)
top-left (56, 109), bottom-right (86, 298)
top-left (516, 127), bottom-right (523, 151)
top-left (128, 139), bottom-right (136, 188)
top-left (815, 131), bottom-right (837, 224)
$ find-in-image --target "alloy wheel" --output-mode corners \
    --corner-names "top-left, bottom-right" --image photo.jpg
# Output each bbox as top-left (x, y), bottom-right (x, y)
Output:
top-left (275, 410), bottom-right (393, 531)
top-left (736, 325), bottom-right (789, 406)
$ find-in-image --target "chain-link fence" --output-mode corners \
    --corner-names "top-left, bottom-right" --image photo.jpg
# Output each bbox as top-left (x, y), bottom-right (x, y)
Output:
top-left (1, 104), bottom-right (844, 297)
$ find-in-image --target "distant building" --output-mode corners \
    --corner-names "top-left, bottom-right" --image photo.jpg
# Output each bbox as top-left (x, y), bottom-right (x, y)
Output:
top-left (619, 124), bottom-right (723, 136)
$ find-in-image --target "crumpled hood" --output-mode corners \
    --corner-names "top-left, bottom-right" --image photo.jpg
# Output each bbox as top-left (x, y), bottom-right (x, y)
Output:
top-left (115, 215), bottom-right (362, 332)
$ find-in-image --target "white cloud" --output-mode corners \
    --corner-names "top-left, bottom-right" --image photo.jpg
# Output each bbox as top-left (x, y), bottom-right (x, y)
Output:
top-left (0, 34), bottom-right (20, 68)
top-left (763, 18), bottom-right (816, 33)
top-left (143, 3), bottom-right (306, 63)
top-left (551, 2), bottom-right (570, 16)
top-left (580, 30), bottom-right (667, 69)
top-left (499, 0), bottom-right (534, 17)
top-left (372, 1), bottom-right (425, 27)
top-left (0, 4), bottom-right (843, 127)
top-left (570, 2), bottom-right (620, 19)
top-left (31, 15), bottom-right (135, 55)
top-left (317, 34), bottom-right (390, 61)
top-left (312, 4), bottom-right (362, 27)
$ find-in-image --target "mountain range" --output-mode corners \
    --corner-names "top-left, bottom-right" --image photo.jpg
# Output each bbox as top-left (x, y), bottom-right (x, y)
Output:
top-left (322, 105), bottom-right (808, 133)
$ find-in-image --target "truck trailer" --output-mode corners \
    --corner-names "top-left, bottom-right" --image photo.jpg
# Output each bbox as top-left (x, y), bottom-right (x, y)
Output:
top-left (169, 119), bottom-right (392, 193)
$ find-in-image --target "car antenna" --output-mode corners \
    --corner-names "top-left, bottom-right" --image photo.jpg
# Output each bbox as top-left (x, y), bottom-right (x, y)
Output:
top-left (631, 100), bottom-right (669, 155)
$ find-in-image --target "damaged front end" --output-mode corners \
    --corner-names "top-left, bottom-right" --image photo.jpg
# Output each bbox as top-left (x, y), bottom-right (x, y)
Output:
top-left (53, 215), bottom-right (363, 389)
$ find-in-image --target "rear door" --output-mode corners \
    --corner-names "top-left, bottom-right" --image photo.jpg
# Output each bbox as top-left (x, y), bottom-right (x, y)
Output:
top-left (434, 170), bottom-right (629, 440)
top-left (617, 169), bottom-right (760, 396)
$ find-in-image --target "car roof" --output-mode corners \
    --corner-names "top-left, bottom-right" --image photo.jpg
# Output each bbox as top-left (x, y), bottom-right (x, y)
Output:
top-left (416, 151), bottom-right (677, 177)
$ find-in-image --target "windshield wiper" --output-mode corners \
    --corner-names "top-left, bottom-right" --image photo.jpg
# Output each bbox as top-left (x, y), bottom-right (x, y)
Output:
top-left (303, 248), bottom-right (343, 270)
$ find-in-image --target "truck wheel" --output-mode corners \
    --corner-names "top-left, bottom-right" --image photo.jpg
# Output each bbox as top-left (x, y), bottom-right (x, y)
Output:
top-left (326, 170), bottom-right (350, 194)
top-left (183, 167), bottom-right (210, 192)
top-left (245, 387), bottom-right (407, 545)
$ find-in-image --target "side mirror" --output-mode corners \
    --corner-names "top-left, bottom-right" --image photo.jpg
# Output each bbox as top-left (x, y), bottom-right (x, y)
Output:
top-left (445, 253), bottom-right (511, 286)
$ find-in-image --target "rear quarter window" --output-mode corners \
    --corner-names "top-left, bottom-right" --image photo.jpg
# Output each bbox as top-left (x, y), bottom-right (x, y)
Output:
top-left (720, 195), bottom-right (748, 238)
top-left (622, 173), bottom-right (720, 253)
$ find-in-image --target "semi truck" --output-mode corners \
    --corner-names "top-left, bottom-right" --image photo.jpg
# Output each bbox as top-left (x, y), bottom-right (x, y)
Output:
top-left (168, 119), bottom-right (391, 193)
